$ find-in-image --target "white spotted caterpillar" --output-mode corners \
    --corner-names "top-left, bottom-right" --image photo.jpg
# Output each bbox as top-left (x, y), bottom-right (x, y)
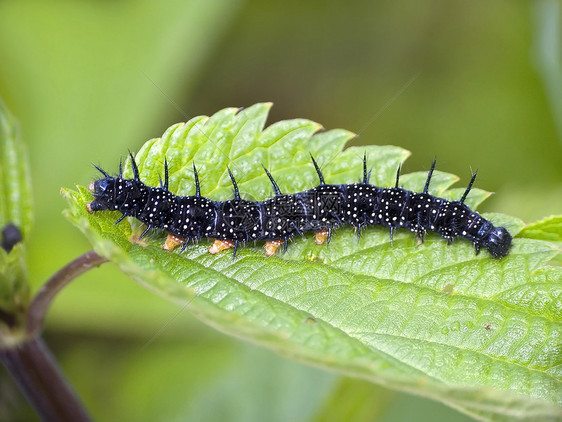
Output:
top-left (87, 152), bottom-right (512, 259)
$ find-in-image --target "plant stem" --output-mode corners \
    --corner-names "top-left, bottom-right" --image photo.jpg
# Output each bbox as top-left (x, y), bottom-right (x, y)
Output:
top-left (25, 250), bottom-right (107, 335)
top-left (0, 337), bottom-right (92, 421)
top-left (0, 250), bottom-right (107, 421)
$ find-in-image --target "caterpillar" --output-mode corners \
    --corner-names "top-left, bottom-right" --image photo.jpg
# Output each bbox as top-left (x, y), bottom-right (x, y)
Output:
top-left (86, 153), bottom-right (512, 259)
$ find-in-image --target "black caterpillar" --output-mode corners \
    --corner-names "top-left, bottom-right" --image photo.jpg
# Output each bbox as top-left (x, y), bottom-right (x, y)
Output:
top-left (87, 153), bottom-right (512, 259)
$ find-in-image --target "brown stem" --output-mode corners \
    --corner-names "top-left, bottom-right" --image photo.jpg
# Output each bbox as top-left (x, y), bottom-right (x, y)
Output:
top-left (0, 337), bottom-right (92, 421)
top-left (25, 250), bottom-right (107, 336)
top-left (0, 250), bottom-right (107, 420)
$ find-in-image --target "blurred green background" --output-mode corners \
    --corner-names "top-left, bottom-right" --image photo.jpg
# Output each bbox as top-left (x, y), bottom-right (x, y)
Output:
top-left (0, 0), bottom-right (560, 421)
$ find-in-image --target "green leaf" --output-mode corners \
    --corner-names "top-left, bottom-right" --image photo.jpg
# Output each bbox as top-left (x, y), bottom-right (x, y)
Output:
top-left (0, 99), bottom-right (32, 238)
top-left (0, 99), bottom-right (32, 330)
top-left (519, 215), bottom-right (562, 243)
top-left (64, 103), bottom-right (562, 421)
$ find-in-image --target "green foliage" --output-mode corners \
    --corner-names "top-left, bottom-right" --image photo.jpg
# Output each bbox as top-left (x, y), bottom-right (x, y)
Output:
top-left (520, 216), bottom-right (562, 243)
top-left (65, 104), bottom-right (562, 421)
top-left (0, 99), bottom-right (32, 237)
top-left (0, 100), bottom-right (31, 328)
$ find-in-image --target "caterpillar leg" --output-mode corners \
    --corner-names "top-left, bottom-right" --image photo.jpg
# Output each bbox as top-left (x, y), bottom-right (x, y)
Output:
top-left (415, 215), bottom-right (426, 246)
top-left (209, 239), bottom-right (235, 255)
top-left (315, 229), bottom-right (330, 245)
top-left (416, 231), bottom-right (425, 246)
top-left (163, 234), bottom-right (186, 251)
top-left (264, 240), bottom-right (283, 257)
top-left (473, 242), bottom-right (481, 255)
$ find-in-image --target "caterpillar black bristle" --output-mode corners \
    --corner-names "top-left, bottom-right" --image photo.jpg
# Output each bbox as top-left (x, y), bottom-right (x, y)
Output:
top-left (93, 163), bottom-right (110, 178)
top-left (423, 158), bottom-right (436, 194)
top-left (129, 152), bottom-right (140, 181)
top-left (460, 170), bottom-right (478, 205)
top-left (227, 167), bottom-right (240, 200)
top-left (192, 164), bottom-right (201, 197)
top-left (362, 153), bottom-right (372, 184)
top-left (310, 154), bottom-right (325, 185)
top-left (394, 164), bottom-right (401, 188)
top-left (263, 165), bottom-right (282, 196)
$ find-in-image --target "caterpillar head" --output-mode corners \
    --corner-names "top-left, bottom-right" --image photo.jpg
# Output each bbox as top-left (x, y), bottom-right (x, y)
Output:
top-left (86, 162), bottom-right (147, 215)
top-left (87, 175), bottom-right (118, 212)
top-left (484, 227), bottom-right (512, 259)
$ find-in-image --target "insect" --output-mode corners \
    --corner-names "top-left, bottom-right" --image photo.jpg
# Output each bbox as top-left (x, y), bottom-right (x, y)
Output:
top-left (86, 152), bottom-right (512, 259)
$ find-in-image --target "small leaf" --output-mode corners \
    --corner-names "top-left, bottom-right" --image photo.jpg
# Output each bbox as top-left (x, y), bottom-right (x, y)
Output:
top-left (0, 99), bottom-right (32, 329)
top-left (65, 104), bottom-right (562, 421)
